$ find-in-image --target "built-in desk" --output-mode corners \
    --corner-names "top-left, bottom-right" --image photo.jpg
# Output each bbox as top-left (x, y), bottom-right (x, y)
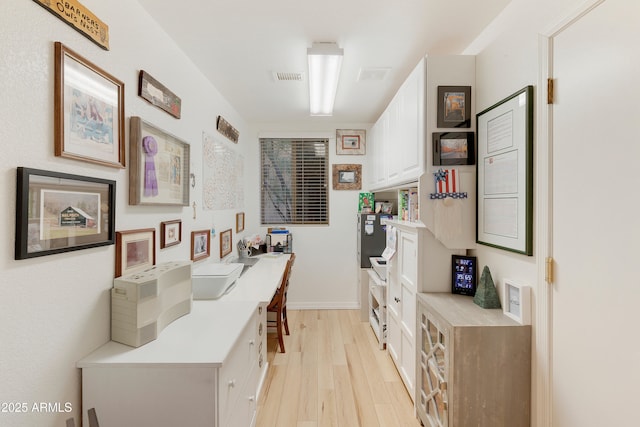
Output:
top-left (77, 254), bottom-right (290, 427)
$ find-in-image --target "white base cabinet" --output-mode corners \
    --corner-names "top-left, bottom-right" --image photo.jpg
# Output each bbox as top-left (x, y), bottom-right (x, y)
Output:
top-left (384, 221), bottom-right (460, 401)
top-left (416, 293), bottom-right (531, 427)
top-left (78, 301), bottom-right (260, 427)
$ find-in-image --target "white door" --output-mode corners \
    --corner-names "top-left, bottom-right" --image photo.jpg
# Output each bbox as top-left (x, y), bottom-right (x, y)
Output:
top-left (551, 1), bottom-right (640, 425)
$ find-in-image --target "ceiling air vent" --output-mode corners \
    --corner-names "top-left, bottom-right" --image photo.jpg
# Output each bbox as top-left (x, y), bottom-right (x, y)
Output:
top-left (272, 71), bottom-right (304, 82)
top-left (357, 67), bottom-right (391, 82)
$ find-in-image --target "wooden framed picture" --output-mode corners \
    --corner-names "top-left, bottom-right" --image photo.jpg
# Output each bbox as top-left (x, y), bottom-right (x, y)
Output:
top-left (15, 167), bottom-right (116, 260)
top-left (129, 116), bottom-right (190, 206)
top-left (160, 219), bottom-right (182, 248)
top-left (138, 70), bottom-right (182, 119)
top-left (332, 164), bottom-right (362, 190)
top-left (503, 279), bottom-right (531, 325)
top-left (115, 228), bottom-right (156, 278)
top-left (432, 132), bottom-right (475, 165)
top-left (219, 228), bottom-right (233, 258)
top-left (336, 129), bottom-right (366, 155)
top-left (236, 212), bottom-right (245, 233)
top-left (191, 229), bottom-right (210, 261)
top-left (437, 86), bottom-right (471, 128)
top-left (54, 42), bottom-right (125, 168)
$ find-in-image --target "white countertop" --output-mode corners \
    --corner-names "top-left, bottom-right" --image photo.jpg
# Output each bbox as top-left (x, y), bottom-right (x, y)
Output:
top-left (223, 253), bottom-right (290, 303)
top-left (77, 254), bottom-right (290, 369)
top-left (77, 300), bottom-right (257, 368)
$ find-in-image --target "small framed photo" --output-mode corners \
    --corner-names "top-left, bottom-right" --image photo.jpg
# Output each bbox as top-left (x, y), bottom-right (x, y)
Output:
top-left (115, 228), bottom-right (156, 277)
top-left (129, 116), bottom-right (190, 206)
top-left (437, 86), bottom-right (471, 128)
top-left (336, 129), bottom-right (366, 155)
top-left (191, 229), bottom-right (210, 261)
top-left (332, 164), bottom-right (362, 190)
top-left (15, 167), bottom-right (116, 260)
top-left (219, 228), bottom-right (233, 258)
top-left (160, 219), bottom-right (182, 248)
top-left (503, 279), bottom-right (531, 325)
top-left (433, 132), bottom-right (475, 165)
top-left (236, 212), bottom-right (245, 233)
top-left (54, 42), bottom-right (125, 168)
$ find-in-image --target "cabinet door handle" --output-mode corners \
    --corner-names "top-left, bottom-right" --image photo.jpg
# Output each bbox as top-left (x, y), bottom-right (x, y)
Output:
top-left (228, 379), bottom-right (236, 388)
top-left (249, 339), bottom-right (255, 346)
top-left (395, 297), bottom-right (400, 303)
top-left (248, 395), bottom-right (255, 402)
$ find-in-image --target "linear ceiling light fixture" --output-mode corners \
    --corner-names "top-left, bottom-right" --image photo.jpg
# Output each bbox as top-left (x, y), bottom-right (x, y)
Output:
top-left (307, 42), bottom-right (343, 116)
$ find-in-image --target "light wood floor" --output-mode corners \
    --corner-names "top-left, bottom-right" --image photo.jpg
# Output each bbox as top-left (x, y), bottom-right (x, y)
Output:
top-left (256, 309), bottom-right (422, 427)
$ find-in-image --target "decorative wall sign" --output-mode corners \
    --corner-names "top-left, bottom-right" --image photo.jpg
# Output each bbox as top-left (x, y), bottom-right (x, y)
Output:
top-left (138, 70), bottom-right (182, 119)
top-left (336, 129), bottom-right (366, 155)
top-left (54, 42), bottom-right (125, 168)
top-left (115, 228), bottom-right (156, 277)
top-left (15, 167), bottom-right (115, 260)
top-left (216, 116), bottom-right (239, 143)
top-left (33, 0), bottom-right (109, 50)
top-left (437, 86), bottom-right (471, 128)
top-left (129, 116), bottom-right (190, 206)
top-left (332, 164), bottom-right (362, 190)
top-left (476, 86), bottom-right (533, 255)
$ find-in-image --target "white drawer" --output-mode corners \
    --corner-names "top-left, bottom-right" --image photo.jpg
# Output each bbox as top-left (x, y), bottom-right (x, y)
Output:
top-left (219, 319), bottom-right (257, 422)
top-left (224, 363), bottom-right (258, 427)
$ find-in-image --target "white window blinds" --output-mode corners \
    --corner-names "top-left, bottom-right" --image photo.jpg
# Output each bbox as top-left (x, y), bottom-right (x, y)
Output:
top-left (260, 138), bottom-right (329, 225)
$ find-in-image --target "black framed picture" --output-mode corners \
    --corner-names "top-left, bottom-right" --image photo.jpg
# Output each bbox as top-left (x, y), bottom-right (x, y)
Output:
top-left (433, 132), bottom-right (475, 165)
top-left (437, 86), bottom-right (471, 128)
top-left (15, 167), bottom-right (116, 260)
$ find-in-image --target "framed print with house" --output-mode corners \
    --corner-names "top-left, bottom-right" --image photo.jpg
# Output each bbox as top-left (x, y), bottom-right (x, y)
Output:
top-left (15, 167), bottom-right (116, 260)
top-left (54, 42), bottom-right (125, 168)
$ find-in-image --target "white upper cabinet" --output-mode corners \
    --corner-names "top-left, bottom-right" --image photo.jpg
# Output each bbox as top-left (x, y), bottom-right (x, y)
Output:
top-left (369, 58), bottom-right (426, 190)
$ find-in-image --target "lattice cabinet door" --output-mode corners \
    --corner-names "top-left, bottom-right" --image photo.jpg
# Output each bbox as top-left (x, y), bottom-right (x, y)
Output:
top-left (417, 305), bottom-right (449, 427)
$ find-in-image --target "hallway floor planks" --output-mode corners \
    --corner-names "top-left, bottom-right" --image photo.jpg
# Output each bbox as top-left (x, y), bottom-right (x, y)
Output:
top-left (257, 309), bottom-right (422, 427)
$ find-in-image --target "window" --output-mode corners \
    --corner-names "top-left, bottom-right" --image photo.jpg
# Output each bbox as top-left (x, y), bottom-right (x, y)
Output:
top-left (260, 138), bottom-right (328, 225)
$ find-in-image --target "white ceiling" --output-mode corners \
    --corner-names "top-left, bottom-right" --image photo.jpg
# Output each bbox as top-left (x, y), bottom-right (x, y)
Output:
top-left (137, 0), bottom-right (511, 124)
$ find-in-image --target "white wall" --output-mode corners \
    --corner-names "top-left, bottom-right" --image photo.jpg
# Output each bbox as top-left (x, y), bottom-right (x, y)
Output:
top-left (245, 123), bottom-right (371, 309)
top-left (0, 1), bottom-right (250, 426)
top-left (463, 0), bottom-right (605, 425)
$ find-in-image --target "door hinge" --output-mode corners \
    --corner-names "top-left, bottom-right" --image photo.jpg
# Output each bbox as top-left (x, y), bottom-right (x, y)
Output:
top-left (545, 257), bottom-right (554, 283)
top-left (547, 78), bottom-right (554, 104)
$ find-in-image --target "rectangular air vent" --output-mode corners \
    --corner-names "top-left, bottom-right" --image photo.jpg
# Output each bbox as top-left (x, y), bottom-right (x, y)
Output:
top-left (357, 67), bottom-right (391, 82)
top-left (273, 71), bottom-right (304, 82)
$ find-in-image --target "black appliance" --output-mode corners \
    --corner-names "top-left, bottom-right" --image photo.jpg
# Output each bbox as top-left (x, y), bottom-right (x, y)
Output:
top-left (357, 213), bottom-right (392, 268)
